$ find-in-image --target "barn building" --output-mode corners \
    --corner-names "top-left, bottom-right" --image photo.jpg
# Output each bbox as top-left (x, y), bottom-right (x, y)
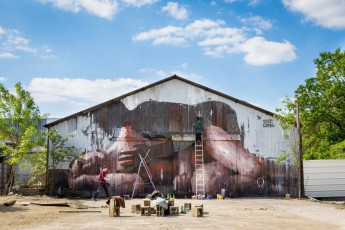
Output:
top-left (45, 75), bottom-right (297, 198)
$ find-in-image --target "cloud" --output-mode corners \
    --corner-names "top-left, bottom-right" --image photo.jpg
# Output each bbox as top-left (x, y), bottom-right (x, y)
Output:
top-left (139, 67), bottom-right (202, 81)
top-left (39, 0), bottom-right (119, 20)
top-left (0, 52), bottom-right (19, 59)
top-left (283, 0), bottom-right (345, 29)
top-left (236, 36), bottom-right (296, 65)
top-left (239, 16), bottom-right (272, 34)
top-left (224, 0), bottom-right (260, 6)
top-left (4, 35), bottom-right (37, 54)
top-left (162, 2), bottom-right (188, 20)
top-left (39, 0), bottom-right (159, 19)
top-left (28, 77), bottom-right (149, 104)
top-left (0, 26), bottom-right (55, 59)
top-left (0, 77), bottom-right (7, 82)
top-left (139, 68), bottom-right (168, 78)
top-left (122, 0), bottom-right (158, 8)
top-left (133, 18), bottom-right (296, 65)
top-left (249, 0), bottom-right (260, 6)
top-left (0, 27), bottom-right (5, 37)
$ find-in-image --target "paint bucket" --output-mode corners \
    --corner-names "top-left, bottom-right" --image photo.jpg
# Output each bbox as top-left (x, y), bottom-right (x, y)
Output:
top-left (221, 188), bottom-right (225, 198)
top-left (217, 194), bottom-right (223, 200)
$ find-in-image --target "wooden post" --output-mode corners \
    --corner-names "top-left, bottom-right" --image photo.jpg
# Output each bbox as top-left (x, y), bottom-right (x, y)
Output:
top-left (296, 100), bottom-right (304, 198)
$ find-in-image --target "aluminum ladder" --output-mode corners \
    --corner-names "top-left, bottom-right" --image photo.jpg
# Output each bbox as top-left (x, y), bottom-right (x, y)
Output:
top-left (131, 149), bottom-right (156, 198)
top-left (195, 138), bottom-right (205, 196)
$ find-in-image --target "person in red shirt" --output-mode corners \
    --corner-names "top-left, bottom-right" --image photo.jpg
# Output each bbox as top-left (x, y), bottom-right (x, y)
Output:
top-left (92, 165), bottom-right (110, 200)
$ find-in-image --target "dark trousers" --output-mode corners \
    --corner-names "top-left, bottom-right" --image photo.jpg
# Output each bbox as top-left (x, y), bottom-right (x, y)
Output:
top-left (93, 183), bottom-right (110, 199)
top-left (195, 133), bottom-right (202, 144)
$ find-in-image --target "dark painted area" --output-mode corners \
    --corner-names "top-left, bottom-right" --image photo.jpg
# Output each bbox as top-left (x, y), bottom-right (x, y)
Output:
top-left (64, 100), bottom-right (297, 198)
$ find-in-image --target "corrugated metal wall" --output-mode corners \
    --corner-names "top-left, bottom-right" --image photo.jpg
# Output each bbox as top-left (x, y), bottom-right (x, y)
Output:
top-left (304, 160), bottom-right (345, 197)
top-left (48, 77), bottom-right (297, 197)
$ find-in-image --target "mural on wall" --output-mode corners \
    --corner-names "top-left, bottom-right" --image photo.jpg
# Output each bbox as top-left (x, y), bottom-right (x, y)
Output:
top-left (68, 100), bottom-right (297, 198)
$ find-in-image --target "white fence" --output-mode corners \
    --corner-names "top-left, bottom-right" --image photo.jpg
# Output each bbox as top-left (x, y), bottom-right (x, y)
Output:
top-left (304, 160), bottom-right (345, 197)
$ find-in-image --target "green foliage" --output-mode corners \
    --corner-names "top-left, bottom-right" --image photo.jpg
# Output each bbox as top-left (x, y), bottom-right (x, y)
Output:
top-left (276, 48), bottom-right (345, 160)
top-left (274, 98), bottom-right (298, 164)
top-left (48, 129), bottom-right (79, 169)
top-left (47, 128), bottom-right (81, 194)
top-left (27, 147), bottom-right (47, 186)
top-left (0, 82), bottom-right (41, 192)
top-left (296, 48), bottom-right (345, 159)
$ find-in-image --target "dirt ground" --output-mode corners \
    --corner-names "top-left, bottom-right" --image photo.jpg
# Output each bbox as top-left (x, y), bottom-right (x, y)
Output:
top-left (0, 195), bottom-right (344, 230)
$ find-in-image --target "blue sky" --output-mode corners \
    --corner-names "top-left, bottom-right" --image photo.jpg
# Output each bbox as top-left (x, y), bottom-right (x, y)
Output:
top-left (0, 0), bottom-right (345, 118)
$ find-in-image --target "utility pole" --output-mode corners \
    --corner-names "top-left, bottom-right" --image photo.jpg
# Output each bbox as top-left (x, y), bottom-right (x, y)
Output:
top-left (296, 100), bottom-right (304, 198)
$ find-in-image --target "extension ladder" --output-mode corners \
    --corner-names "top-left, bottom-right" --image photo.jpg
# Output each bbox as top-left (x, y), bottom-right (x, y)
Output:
top-left (131, 149), bottom-right (156, 198)
top-left (195, 138), bottom-right (205, 196)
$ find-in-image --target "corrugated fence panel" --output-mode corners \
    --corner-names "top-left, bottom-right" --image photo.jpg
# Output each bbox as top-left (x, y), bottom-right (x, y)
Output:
top-left (304, 160), bottom-right (345, 198)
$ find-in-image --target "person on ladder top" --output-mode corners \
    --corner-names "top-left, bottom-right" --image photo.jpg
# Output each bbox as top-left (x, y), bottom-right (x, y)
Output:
top-left (193, 114), bottom-right (204, 145)
top-left (92, 165), bottom-right (111, 201)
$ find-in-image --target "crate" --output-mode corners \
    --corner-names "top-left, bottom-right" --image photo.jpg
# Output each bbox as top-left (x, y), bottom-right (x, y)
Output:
top-left (169, 206), bottom-right (179, 216)
top-left (109, 199), bottom-right (120, 217)
top-left (156, 205), bottom-right (164, 217)
top-left (131, 204), bottom-right (141, 213)
top-left (184, 203), bottom-right (191, 211)
top-left (143, 198), bottom-right (151, 207)
top-left (141, 206), bottom-right (151, 216)
top-left (192, 207), bottom-right (203, 217)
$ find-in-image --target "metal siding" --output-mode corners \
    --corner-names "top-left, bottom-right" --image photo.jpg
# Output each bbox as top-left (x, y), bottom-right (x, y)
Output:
top-left (304, 160), bottom-right (345, 197)
top-left (48, 78), bottom-right (297, 197)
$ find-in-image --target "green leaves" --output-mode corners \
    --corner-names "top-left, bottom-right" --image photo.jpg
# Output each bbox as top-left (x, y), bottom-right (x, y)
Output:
top-left (47, 128), bottom-right (81, 195)
top-left (276, 48), bottom-right (345, 160)
top-left (0, 82), bottom-right (43, 192)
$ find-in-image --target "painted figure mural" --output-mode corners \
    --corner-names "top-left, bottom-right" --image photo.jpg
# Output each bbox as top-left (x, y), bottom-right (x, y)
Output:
top-left (68, 100), bottom-right (295, 198)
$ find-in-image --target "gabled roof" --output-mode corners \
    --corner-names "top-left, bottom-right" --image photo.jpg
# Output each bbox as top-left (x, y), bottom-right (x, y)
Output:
top-left (45, 74), bottom-right (274, 128)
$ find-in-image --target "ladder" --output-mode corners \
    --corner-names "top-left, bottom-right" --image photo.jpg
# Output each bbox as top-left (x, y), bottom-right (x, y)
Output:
top-left (131, 149), bottom-right (156, 198)
top-left (195, 138), bottom-right (205, 196)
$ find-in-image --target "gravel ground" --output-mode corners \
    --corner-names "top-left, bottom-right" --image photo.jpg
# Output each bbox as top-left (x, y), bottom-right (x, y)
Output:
top-left (1, 195), bottom-right (344, 230)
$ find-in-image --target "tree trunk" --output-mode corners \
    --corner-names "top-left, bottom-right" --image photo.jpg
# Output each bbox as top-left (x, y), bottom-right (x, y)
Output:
top-left (5, 165), bottom-right (15, 194)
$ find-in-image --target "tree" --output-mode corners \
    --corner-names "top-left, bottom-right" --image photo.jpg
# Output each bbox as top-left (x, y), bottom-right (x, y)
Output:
top-left (0, 82), bottom-right (41, 193)
top-left (47, 128), bottom-right (80, 195)
top-left (274, 97), bottom-right (298, 164)
top-left (276, 48), bottom-right (345, 160)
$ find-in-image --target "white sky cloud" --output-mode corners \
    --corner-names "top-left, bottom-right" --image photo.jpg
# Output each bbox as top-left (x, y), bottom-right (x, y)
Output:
top-left (0, 77), bottom-right (7, 82)
top-left (39, 0), bottom-right (120, 20)
top-left (162, 2), bottom-right (188, 20)
top-left (0, 27), bottom-right (5, 37)
top-left (133, 18), bottom-right (296, 65)
top-left (122, 0), bottom-right (158, 8)
top-left (28, 77), bottom-right (149, 104)
top-left (239, 16), bottom-right (272, 35)
top-left (3, 34), bottom-right (37, 53)
top-left (249, 0), bottom-right (260, 6)
top-left (39, 0), bottom-right (158, 19)
top-left (283, 0), bottom-right (345, 29)
top-left (138, 67), bottom-right (202, 81)
top-left (0, 52), bottom-right (19, 59)
top-left (0, 26), bottom-right (55, 59)
top-left (139, 68), bottom-right (168, 78)
top-left (236, 36), bottom-right (296, 65)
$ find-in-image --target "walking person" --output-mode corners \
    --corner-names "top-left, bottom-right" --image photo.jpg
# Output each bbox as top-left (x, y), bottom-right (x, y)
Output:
top-left (92, 165), bottom-right (110, 200)
top-left (193, 114), bottom-right (204, 145)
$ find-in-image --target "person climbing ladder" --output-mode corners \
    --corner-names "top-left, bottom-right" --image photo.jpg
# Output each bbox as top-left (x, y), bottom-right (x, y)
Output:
top-left (193, 113), bottom-right (204, 145)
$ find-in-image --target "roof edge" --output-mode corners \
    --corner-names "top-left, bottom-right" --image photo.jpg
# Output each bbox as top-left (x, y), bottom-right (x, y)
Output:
top-left (44, 74), bottom-right (274, 128)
